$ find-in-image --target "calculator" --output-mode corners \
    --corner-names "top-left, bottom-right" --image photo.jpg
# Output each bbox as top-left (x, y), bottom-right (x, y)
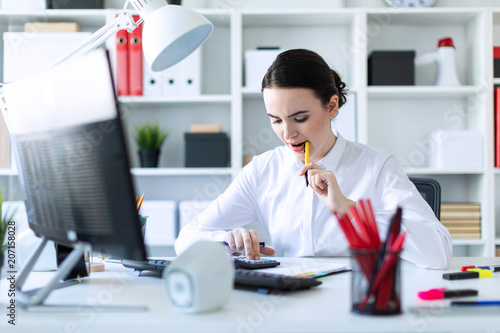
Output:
top-left (233, 257), bottom-right (280, 270)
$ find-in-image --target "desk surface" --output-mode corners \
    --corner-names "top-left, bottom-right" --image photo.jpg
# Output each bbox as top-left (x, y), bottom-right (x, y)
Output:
top-left (1, 257), bottom-right (500, 333)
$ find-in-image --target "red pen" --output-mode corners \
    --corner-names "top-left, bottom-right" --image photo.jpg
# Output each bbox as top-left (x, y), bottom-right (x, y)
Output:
top-left (361, 199), bottom-right (380, 248)
top-left (335, 212), bottom-right (367, 249)
top-left (349, 206), bottom-right (375, 249)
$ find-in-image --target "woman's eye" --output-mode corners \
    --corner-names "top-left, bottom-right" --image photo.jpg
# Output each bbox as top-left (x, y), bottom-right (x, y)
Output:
top-left (296, 117), bottom-right (308, 123)
top-left (272, 119), bottom-right (282, 124)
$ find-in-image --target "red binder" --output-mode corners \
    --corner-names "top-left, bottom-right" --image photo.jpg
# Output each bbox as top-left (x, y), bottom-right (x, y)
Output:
top-left (495, 86), bottom-right (500, 167)
top-left (128, 16), bottom-right (143, 96)
top-left (115, 29), bottom-right (129, 96)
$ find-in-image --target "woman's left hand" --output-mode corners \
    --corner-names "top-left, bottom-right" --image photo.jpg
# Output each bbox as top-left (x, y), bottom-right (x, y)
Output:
top-left (299, 163), bottom-right (356, 216)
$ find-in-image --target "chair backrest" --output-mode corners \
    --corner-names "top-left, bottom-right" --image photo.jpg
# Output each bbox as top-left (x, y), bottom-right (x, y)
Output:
top-left (409, 177), bottom-right (441, 220)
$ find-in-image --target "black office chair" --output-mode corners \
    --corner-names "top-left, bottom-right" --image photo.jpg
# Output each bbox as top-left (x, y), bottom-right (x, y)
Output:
top-left (409, 177), bottom-right (441, 220)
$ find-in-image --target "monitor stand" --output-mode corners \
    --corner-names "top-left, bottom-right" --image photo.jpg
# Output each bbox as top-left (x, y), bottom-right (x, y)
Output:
top-left (15, 236), bottom-right (147, 312)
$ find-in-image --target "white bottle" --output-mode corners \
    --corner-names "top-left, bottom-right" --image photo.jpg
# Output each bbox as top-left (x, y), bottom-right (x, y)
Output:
top-left (415, 37), bottom-right (460, 86)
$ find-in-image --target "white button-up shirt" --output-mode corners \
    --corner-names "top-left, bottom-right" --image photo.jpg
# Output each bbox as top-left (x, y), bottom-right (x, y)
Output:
top-left (175, 134), bottom-right (452, 269)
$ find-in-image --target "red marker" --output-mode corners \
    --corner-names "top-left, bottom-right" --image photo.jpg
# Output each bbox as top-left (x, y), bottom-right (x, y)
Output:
top-left (418, 288), bottom-right (478, 300)
top-left (460, 265), bottom-right (476, 272)
top-left (461, 265), bottom-right (500, 272)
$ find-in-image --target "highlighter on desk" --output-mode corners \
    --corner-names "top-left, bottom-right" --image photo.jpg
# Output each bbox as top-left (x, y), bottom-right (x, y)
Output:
top-left (417, 288), bottom-right (478, 300)
top-left (443, 269), bottom-right (493, 280)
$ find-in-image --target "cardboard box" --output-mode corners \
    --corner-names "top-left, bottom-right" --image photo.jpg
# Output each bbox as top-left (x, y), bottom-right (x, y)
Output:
top-left (25, 22), bottom-right (81, 32)
top-left (368, 51), bottom-right (415, 85)
top-left (244, 49), bottom-right (282, 89)
top-left (185, 133), bottom-right (229, 167)
top-left (429, 130), bottom-right (483, 169)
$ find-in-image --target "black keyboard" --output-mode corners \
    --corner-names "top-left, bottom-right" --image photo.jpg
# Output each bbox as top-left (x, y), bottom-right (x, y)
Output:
top-left (122, 259), bottom-right (322, 292)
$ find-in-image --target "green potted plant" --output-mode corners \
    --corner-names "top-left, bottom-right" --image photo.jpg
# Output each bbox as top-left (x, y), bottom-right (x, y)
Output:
top-left (0, 190), bottom-right (16, 275)
top-left (134, 123), bottom-right (170, 167)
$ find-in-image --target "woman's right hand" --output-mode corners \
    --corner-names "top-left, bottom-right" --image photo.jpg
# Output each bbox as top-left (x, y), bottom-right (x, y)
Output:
top-left (224, 228), bottom-right (275, 260)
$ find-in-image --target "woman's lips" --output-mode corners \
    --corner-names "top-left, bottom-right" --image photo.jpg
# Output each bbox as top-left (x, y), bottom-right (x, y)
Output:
top-left (289, 142), bottom-right (306, 152)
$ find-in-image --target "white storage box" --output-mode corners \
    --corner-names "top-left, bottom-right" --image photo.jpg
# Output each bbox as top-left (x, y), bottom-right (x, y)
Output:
top-left (244, 49), bottom-right (282, 89)
top-left (3, 32), bottom-right (91, 83)
top-left (428, 130), bottom-right (483, 169)
top-left (140, 200), bottom-right (177, 246)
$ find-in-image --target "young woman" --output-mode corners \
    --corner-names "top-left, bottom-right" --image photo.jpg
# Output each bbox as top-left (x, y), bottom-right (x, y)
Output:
top-left (175, 49), bottom-right (452, 269)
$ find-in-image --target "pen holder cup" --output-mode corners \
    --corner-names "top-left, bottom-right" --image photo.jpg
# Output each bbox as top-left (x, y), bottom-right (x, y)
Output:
top-left (350, 248), bottom-right (402, 316)
top-left (138, 215), bottom-right (148, 240)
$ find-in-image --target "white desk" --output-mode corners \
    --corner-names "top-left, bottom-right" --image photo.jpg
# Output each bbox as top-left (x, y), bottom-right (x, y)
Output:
top-left (1, 257), bottom-right (500, 333)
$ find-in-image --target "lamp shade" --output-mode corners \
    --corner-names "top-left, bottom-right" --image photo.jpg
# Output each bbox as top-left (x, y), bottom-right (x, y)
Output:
top-left (142, 5), bottom-right (213, 72)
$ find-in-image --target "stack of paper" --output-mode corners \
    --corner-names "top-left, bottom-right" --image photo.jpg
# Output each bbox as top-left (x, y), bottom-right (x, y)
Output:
top-left (441, 203), bottom-right (481, 239)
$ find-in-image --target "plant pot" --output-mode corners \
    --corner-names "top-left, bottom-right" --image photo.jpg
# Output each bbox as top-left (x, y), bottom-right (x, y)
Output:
top-left (139, 149), bottom-right (160, 168)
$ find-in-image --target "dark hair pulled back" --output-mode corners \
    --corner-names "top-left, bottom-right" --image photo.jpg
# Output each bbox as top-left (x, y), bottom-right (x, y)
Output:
top-left (262, 49), bottom-right (348, 109)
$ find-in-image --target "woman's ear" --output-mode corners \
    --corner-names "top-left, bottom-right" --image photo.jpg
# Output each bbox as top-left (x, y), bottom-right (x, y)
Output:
top-left (328, 95), bottom-right (339, 119)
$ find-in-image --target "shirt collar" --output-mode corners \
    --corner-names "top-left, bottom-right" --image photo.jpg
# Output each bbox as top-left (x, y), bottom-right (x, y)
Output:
top-left (317, 133), bottom-right (347, 171)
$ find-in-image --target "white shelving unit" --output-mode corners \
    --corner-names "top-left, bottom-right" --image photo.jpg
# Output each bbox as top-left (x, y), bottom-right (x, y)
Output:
top-left (1, 5), bottom-right (500, 256)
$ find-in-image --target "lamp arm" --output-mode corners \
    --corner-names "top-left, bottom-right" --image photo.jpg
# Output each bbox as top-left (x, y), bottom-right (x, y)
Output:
top-left (52, 11), bottom-right (143, 68)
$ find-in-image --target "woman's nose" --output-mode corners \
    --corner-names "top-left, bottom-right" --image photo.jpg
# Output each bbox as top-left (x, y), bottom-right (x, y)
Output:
top-left (283, 121), bottom-right (297, 141)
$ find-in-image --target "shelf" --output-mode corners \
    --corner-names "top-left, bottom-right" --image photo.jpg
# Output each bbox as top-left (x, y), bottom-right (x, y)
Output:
top-left (367, 86), bottom-right (481, 99)
top-left (0, 169), bottom-right (17, 176)
top-left (404, 167), bottom-right (484, 175)
top-left (118, 95), bottom-right (232, 105)
top-left (452, 238), bottom-right (486, 246)
top-left (131, 167), bottom-right (233, 176)
top-left (496, 238), bottom-right (500, 246)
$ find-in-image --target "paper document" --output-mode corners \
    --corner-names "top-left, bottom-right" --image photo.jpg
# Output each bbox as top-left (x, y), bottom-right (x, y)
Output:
top-left (256, 258), bottom-right (349, 278)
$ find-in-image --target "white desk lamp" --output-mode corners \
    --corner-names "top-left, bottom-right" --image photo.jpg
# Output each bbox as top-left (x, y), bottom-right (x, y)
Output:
top-left (54, 0), bottom-right (213, 71)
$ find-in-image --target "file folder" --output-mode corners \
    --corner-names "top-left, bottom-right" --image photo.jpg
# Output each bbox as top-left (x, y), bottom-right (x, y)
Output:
top-left (179, 48), bottom-right (201, 95)
top-left (128, 16), bottom-right (143, 96)
top-left (115, 29), bottom-right (129, 96)
top-left (143, 57), bottom-right (166, 97)
top-left (162, 64), bottom-right (181, 96)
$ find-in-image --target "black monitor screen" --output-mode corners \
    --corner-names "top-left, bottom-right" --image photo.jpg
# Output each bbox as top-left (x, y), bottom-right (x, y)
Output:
top-left (2, 49), bottom-right (146, 261)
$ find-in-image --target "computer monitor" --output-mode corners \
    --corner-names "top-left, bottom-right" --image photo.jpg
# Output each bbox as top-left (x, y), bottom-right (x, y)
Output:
top-left (1, 49), bottom-right (147, 308)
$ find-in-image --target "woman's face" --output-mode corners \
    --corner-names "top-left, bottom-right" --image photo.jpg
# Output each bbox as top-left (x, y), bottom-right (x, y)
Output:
top-left (263, 87), bottom-right (338, 162)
